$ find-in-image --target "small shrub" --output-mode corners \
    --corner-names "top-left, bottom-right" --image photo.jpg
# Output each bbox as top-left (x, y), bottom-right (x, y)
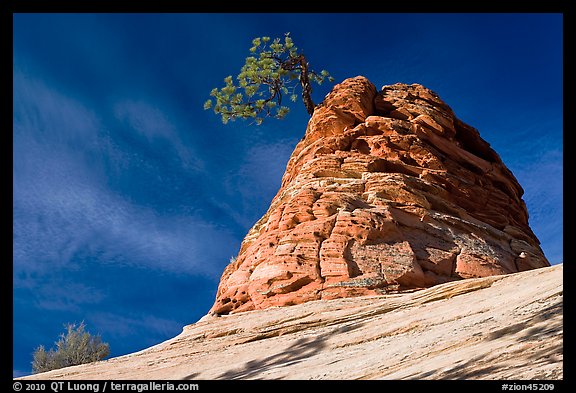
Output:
top-left (32, 322), bottom-right (109, 374)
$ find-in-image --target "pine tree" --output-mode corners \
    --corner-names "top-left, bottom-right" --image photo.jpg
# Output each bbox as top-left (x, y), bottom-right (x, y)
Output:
top-left (204, 33), bottom-right (334, 125)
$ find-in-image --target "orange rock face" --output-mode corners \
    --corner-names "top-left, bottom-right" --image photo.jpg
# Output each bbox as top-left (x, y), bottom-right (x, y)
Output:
top-left (210, 76), bottom-right (550, 315)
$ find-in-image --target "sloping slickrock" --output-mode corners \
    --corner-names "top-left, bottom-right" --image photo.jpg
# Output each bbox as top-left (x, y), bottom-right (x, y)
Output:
top-left (211, 77), bottom-right (549, 315)
top-left (20, 265), bottom-right (563, 380)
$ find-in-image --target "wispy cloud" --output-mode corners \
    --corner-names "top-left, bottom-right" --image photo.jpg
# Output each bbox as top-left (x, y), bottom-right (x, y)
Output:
top-left (219, 139), bottom-right (298, 229)
top-left (90, 311), bottom-right (183, 341)
top-left (32, 282), bottom-right (105, 312)
top-left (13, 68), bottom-right (238, 310)
top-left (113, 99), bottom-right (201, 170)
top-left (512, 149), bottom-right (563, 264)
top-left (494, 118), bottom-right (563, 264)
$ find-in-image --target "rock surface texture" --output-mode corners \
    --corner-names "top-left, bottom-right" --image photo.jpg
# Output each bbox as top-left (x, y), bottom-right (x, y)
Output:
top-left (211, 77), bottom-right (550, 315)
top-left (20, 265), bottom-right (563, 380)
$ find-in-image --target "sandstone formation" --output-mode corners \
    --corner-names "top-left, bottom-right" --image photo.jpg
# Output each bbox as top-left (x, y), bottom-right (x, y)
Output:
top-left (211, 77), bottom-right (550, 315)
top-left (20, 265), bottom-right (563, 380)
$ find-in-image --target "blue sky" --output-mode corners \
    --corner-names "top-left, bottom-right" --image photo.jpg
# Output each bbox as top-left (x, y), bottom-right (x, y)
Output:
top-left (12, 13), bottom-right (562, 377)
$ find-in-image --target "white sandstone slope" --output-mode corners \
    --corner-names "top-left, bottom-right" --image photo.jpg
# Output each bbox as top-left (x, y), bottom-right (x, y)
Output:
top-left (19, 264), bottom-right (562, 380)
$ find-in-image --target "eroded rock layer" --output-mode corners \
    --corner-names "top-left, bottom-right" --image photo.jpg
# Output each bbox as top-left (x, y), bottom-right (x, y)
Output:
top-left (20, 265), bottom-right (563, 380)
top-left (211, 76), bottom-right (549, 315)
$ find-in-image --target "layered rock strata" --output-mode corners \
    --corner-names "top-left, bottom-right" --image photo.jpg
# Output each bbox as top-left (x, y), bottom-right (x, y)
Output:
top-left (21, 265), bottom-right (563, 380)
top-left (211, 76), bottom-right (549, 315)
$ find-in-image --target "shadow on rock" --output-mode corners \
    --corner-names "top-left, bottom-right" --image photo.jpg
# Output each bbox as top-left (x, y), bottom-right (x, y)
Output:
top-left (216, 323), bottom-right (364, 380)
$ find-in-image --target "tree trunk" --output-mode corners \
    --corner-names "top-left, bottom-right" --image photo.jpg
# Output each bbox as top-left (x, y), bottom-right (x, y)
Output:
top-left (297, 56), bottom-right (316, 116)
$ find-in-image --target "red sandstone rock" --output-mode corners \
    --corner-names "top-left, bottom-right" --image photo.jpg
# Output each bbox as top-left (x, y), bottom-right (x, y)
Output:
top-left (210, 76), bottom-right (550, 315)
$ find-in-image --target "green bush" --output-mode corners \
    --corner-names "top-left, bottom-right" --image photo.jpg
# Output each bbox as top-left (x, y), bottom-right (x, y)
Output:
top-left (32, 322), bottom-right (109, 374)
